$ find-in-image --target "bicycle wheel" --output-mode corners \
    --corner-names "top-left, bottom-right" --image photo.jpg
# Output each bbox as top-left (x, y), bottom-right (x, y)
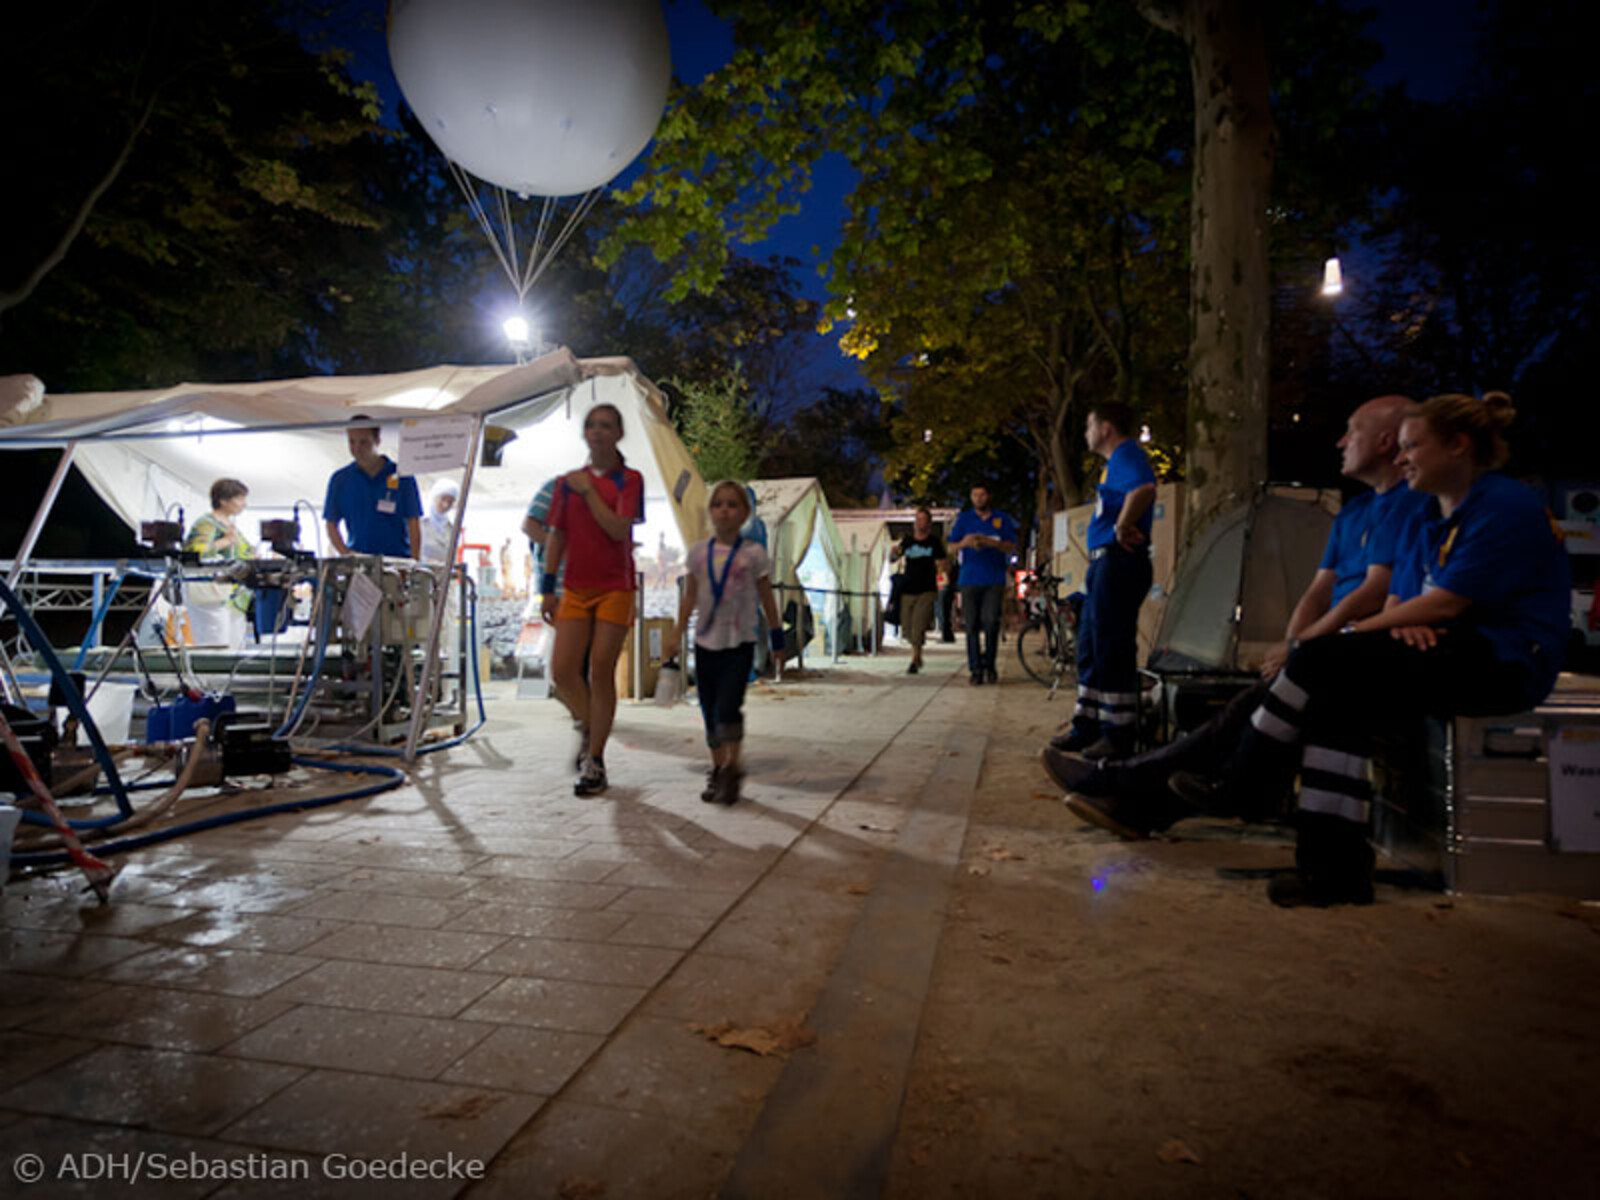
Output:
top-left (1017, 619), bottom-right (1059, 687)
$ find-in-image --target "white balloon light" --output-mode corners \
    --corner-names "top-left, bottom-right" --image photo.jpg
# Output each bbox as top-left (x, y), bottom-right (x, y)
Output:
top-left (388, 0), bottom-right (672, 197)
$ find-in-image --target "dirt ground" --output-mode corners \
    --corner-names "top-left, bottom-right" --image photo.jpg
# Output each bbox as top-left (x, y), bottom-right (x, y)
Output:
top-left (887, 672), bottom-right (1600, 1200)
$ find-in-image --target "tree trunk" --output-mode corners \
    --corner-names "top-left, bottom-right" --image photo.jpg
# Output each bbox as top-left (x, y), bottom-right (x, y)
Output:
top-left (1144, 0), bottom-right (1275, 544)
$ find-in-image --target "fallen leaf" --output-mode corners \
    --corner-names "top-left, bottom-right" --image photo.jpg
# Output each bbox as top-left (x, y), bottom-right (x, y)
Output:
top-left (424, 1094), bottom-right (501, 1121)
top-left (1157, 1138), bottom-right (1203, 1165)
top-left (691, 1018), bottom-right (816, 1058)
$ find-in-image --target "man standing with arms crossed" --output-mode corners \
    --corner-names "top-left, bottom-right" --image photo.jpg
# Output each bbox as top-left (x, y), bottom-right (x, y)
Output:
top-left (1051, 403), bottom-right (1157, 759)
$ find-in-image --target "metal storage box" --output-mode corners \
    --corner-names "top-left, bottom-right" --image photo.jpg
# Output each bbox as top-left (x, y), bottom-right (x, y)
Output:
top-left (1373, 674), bottom-right (1600, 897)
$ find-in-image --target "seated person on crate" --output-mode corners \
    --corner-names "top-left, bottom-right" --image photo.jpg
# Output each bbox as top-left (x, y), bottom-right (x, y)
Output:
top-left (1044, 393), bottom-right (1430, 839)
top-left (1104, 392), bottom-right (1567, 909)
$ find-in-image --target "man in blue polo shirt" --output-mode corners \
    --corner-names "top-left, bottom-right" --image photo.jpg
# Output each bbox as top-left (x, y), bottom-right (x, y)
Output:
top-left (949, 485), bottom-right (1017, 685)
top-left (1052, 402), bottom-right (1158, 759)
top-left (324, 418), bottom-right (422, 558)
top-left (1047, 394), bottom-right (1430, 836)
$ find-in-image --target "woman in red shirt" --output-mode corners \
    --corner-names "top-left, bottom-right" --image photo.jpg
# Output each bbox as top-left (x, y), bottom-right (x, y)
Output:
top-left (539, 403), bottom-right (645, 795)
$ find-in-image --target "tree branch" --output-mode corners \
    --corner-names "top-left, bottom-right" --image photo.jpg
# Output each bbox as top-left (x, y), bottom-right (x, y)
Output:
top-left (0, 90), bottom-right (159, 317)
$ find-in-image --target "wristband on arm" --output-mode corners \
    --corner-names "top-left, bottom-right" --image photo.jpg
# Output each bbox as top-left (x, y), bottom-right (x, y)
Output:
top-left (541, 572), bottom-right (559, 596)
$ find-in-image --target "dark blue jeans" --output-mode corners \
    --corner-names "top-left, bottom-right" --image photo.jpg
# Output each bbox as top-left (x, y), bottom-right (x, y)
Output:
top-left (960, 582), bottom-right (1004, 675)
top-left (695, 642), bottom-right (755, 748)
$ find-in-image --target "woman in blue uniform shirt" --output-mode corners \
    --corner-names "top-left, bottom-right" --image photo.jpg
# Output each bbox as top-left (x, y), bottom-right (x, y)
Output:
top-left (1190, 392), bottom-right (1571, 907)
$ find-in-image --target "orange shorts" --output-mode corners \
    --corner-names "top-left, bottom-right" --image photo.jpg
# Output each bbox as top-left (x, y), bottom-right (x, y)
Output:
top-left (557, 587), bottom-right (634, 627)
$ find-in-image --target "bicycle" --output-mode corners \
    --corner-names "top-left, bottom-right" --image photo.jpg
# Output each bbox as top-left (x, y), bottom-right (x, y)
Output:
top-left (1016, 569), bottom-right (1080, 695)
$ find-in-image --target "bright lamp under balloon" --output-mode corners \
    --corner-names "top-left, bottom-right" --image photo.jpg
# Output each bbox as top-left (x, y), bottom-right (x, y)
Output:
top-left (1321, 257), bottom-right (1344, 296)
top-left (388, 0), bottom-right (671, 198)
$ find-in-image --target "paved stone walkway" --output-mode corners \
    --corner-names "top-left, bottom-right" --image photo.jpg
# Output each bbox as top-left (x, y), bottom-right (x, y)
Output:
top-left (1, 643), bottom-right (988, 1198)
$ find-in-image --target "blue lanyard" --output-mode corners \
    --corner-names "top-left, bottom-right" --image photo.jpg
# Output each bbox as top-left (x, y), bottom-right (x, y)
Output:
top-left (705, 535), bottom-right (742, 627)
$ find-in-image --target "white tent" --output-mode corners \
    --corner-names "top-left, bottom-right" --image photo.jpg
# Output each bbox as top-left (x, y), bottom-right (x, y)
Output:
top-left (751, 477), bottom-right (847, 659)
top-left (0, 351), bottom-right (708, 617)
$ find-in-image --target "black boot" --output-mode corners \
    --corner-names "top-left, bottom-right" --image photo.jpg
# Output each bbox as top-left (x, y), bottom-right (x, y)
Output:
top-left (1267, 812), bottom-right (1375, 907)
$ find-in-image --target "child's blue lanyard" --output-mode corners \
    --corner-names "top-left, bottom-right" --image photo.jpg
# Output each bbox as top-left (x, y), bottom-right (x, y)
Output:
top-left (705, 536), bottom-right (742, 628)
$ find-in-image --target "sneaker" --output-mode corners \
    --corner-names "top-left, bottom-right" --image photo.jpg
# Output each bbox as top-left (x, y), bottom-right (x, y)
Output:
top-left (908, 661), bottom-right (920, 675)
top-left (1048, 727), bottom-right (1097, 753)
top-left (985, 666), bottom-right (998, 684)
top-left (700, 767), bottom-right (721, 803)
top-left (713, 767), bottom-right (744, 806)
top-left (970, 672), bottom-right (985, 686)
top-left (574, 756), bottom-right (608, 796)
top-left (1265, 871), bottom-right (1375, 908)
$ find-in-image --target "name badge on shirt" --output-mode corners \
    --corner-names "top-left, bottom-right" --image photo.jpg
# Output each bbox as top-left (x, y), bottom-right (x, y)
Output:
top-left (376, 498), bottom-right (397, 514)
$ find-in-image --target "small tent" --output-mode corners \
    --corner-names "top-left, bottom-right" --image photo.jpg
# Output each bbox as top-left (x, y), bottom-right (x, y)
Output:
top-left (750, 477), bottom-right (847, 660)
top-left (1147, 486), bottom-right (1340, 674)
top-left (0, 351), bottom-right (707, 618)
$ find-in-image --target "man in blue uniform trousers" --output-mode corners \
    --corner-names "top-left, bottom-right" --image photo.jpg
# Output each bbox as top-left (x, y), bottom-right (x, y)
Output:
top-left (949, 485), bottom-right (1017, 685)
top-left (323, 417), bottom-right (423, 559)
top-left (1051, 403), bottom-right (1157, 759)
top-left (1044, 394), bottom-right (1430, 834)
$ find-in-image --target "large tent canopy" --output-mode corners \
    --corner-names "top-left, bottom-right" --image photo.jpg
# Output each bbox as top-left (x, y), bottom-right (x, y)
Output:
top-left (751, 477), bottom-right (847, 654)
top-left (0, 352), bottom-right (708, 583)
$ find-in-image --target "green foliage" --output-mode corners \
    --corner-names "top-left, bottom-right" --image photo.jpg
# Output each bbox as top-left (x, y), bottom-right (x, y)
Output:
top-left (671, 367), bottom-right (764, 484)
top-left (609, 0), bottom-right (1386, 526)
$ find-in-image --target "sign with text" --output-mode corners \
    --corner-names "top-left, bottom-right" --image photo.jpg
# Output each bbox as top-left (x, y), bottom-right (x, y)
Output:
top-left (397, 416), bottom-right (474, 476)
top-left (1549, 724), bottom-right (1600, 852)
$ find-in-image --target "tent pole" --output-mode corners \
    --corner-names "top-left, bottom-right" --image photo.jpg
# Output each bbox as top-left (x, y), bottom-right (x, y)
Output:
top-left (6, 441), bottom-right (77, 590)
top-left (404, 413), bottom-right (486, 762)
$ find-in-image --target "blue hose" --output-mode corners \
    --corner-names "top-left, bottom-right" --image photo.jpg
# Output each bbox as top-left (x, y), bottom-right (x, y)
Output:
top-left (272, 580), bottom-right (336, 740)
top-left (71, 573), bottom-right (125, 672)
top-left (7, 757), bottom-right (405, 868)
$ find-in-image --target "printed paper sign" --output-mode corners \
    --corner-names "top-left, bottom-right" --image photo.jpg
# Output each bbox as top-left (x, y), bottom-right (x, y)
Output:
top-left (1548, 725), bottom-right (1600, 852)
top-left (397, 416), bottom-right (474, 476)
top-left (341, 570), bottom-right (383, 642)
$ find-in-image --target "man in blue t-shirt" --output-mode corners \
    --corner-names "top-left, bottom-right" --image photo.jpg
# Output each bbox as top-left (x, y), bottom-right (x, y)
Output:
top-left (1047, 394), bottom-right (1427, 836)
top-left (323, 418), bottom-right (422, 558)
top-left (1051, 402), bottom-right (1158, 758)
top-left (949, 485), bottom-right (1018, 684)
